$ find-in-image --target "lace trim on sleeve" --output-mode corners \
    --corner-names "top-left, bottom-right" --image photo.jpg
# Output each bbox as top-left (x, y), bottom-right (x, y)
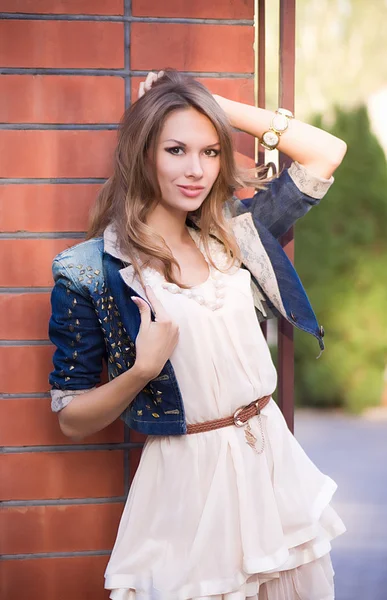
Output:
top-left (50, 387), bottom-right (96, 413)
top-left (288, 161), bottom-right (334, 200)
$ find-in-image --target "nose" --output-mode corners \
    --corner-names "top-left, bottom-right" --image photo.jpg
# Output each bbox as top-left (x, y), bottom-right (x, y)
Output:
top-left (185, 154), bottom-right (204, 179)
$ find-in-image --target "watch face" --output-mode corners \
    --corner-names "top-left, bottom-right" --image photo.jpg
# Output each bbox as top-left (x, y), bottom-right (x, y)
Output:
top-left (277, 108), bottom-right (294, 119)
top-left (262, 130), bottom-right (279, 149)
top-left (271, 114), bottom-right (288, 133)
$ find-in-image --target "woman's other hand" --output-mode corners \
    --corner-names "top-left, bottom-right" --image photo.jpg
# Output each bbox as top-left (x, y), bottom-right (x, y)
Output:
top-left (138, 71), bottom-right (165, 99)
top-left (131, 286), bottom-right (179, 380)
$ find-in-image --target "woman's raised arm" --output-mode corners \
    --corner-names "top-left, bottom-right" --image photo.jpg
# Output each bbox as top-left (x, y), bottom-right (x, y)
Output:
top-left (213, 95), bottom-right (347, 179)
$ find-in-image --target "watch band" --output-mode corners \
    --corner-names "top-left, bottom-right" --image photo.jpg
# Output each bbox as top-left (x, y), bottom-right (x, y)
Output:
top-left (259, 108), bottom-right (294, 151)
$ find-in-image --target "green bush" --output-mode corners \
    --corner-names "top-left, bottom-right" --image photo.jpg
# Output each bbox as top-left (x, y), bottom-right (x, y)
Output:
top-left (294, 105), bottom-right (387, 412)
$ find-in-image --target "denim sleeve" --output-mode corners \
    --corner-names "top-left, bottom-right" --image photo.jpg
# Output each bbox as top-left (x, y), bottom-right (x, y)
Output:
top-left (48, 259), bottom-right (106, 410)
top-left (235, 161), bottom-right (334, 239)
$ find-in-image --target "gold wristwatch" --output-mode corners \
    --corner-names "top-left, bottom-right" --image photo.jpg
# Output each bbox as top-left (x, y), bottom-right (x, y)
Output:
top-left (259, 108), bottom-right (294, 151)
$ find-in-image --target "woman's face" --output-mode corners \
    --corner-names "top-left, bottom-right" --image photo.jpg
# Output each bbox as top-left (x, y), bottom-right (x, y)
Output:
top-left (154, 107), bottom-right (221, 214)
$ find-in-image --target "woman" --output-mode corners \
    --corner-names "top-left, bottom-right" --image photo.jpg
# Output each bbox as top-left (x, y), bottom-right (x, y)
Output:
top-left (49, 70), bottom-right (347, 600)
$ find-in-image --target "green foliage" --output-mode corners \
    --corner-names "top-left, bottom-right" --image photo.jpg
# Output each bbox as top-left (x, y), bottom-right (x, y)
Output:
top-left (295, 105), bottom-right (387, 412)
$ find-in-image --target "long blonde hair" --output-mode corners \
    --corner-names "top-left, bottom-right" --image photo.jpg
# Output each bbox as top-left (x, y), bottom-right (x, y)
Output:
top-left (87, 69), bottom-right (267, 286)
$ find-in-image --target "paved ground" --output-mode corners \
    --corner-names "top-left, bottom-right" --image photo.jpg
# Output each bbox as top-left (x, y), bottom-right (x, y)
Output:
top-left (294, 409), bottom-right (387, 600)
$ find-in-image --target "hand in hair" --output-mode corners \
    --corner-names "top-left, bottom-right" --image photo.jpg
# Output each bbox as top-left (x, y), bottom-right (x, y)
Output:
top-left (131, 285), bottom-right (179, 380)
top-left (138, 71), bottom-right (165, 99)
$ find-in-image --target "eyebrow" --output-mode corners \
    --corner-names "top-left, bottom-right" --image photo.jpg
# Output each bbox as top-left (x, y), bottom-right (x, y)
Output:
top-left (164, 138), bottom-right (220, 148)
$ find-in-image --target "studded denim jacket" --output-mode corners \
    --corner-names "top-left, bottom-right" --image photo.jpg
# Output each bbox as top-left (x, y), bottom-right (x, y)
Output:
top-left (49, 162), bottom-right (333, 436)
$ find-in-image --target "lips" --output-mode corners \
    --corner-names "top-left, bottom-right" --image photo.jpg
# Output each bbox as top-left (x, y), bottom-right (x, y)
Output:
top-left (176, 184), bottom-right (206, 198)
top-left (177, 185), bottom-right (205, 191)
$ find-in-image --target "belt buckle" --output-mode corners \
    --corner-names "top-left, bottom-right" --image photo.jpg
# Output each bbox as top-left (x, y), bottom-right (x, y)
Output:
top-left (233, 400), bottom-right (260, 427)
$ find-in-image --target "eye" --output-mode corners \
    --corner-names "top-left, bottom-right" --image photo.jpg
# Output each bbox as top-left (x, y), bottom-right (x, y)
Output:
top-left (204, 149), bottom-right (220, 157)
top-left (165, 146), bottom-right (185, 155)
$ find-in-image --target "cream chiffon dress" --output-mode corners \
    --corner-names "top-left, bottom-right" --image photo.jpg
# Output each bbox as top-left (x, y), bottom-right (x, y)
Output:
top-left (104, 229), bottom-right (346, 600)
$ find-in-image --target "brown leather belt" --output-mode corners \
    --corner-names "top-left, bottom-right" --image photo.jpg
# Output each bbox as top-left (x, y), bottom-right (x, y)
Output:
top-left (186, 395), bottom-right (271, 435)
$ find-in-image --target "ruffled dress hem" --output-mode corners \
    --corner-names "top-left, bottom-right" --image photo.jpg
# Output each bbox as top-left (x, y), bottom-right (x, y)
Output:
top-left (106, 546), bottom-right (337, 600)
top-left (106, 484), bottom-right (345, 600)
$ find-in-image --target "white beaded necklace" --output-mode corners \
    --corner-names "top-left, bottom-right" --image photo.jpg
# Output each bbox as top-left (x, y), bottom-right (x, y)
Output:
top-left (161, 266), bottom-right (226, 311)
top-left (143, 228), bottom-right (227, 312)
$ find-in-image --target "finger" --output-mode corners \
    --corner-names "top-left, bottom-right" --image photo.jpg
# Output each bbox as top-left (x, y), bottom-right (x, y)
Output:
top-left (146, 71), bottom-right (158, 84)
top-left (157, 70), bottom-right (165, 79)
top-left (145, 286), bottom-right (170, 322)
top-left (131, 296), bottom-right (151, 326)
top-left (144, 71), bottom-right (158, 92)
top-left (138, 81), bottom-right (145, 99)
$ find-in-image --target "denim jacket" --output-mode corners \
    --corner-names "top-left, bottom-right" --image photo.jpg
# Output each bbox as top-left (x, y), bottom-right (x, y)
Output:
top-left (49, 162), bottom-right (333, 435)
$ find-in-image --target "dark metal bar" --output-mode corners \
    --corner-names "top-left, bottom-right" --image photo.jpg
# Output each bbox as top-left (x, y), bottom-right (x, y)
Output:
top-left (0, 123), bottom-right (119, 130)
top-left (0, 67), bottom-right (129, 76)
top-left (2, 442), bottom-right (143, 453)
top-left (124, 0), bottom-right (132, 490)
top-left (256, 0), bottom-right (267, 340)
top-left (277, 0), bottom-right (296, 432)
top-left (0, 232), bottom-right (84, 239)
top-left (0, 340), bottom-right (52, 346)
top-left (0, 13), bottom-right (254, 25)
top-left (278, 0), bottom-right (296, 126)
top-left (0, 178), bottom-right (106, 184)
top-left (0, 68), bottom-right (253, 77)
top-left (2, 496), bottom-right (125, 506)
top-left (124, 0), bottom-right (131, 108)
top-left (0, 291), bottom-right (51, 298)
top-left (257, 0), bottom-right (266, 167)
top-left (1, 550), bottom-right (111, 561)
top-left (0, 392), bottom-right (51, 398)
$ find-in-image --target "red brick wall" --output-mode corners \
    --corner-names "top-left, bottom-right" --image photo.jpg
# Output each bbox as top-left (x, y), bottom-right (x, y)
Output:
top-left (0, 2), bottom-right (254, 598)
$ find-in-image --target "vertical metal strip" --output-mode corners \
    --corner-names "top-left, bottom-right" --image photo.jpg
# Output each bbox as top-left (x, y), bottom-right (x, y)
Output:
top-left (255, 0), bottom-right (267, 339)
top-left (124, 0), bottom-right (131, 108)
top-left (277, 0), bottom-right (296, 432)
top-left (256, 0), bottom-right (266, 167)
top-left (124, 0), bottom-right (131, 493)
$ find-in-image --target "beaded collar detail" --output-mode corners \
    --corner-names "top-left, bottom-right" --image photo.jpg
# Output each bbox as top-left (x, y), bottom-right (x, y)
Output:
top-left (142, 227), bottom-right (230, 312)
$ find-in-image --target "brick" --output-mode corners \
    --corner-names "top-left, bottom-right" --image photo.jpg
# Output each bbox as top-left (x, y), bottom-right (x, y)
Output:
top-left (0, 503), bottom-right (123, 554)
top-left (132, 0), bottom-right (253, 19)
top-left (232, 131), bottom-right (256, 201)
top-left (234, 150), bottom-right (255, 170)
top-left (0, 555), bottom-right (110, 600)
top-left (0, 21), bottom-right (124, 69)
top-left (129, 430), bottom-right (147, 444)
top-left (235, 183), bottom-right (256, 201)
top-left (131, 76), bottom-right (254, 105)
top-left (0, 238), bottom-right (80, 287)
top-left (131, 23), bottom-right (254, 73)
top-left (129, 445), bottom-right (143, 480)
top-left (0, 450), bottom-right (124, 500)
top-left (0, 346), bottom-right (54, 394)
top-left (0, 76), bottom-right (125, 124)
top-left (0, 184), bottom-right (101, 233)
top-left (0, 130), bottom-right (116, 178)
top-left (0, 398), bottom-right (124, 446)
top-left (233, 130), bottom-right (255, 159)
top-left (127, 432), bottom-right (146, 483)
top-left (0, 293), bottom-right (51, 340)
top-left (201, 77), bottom-right (254, 104)
top-left (1, 0), bottom-right (124, 14)
top-left (234, 144), bottom-right (256, 201)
